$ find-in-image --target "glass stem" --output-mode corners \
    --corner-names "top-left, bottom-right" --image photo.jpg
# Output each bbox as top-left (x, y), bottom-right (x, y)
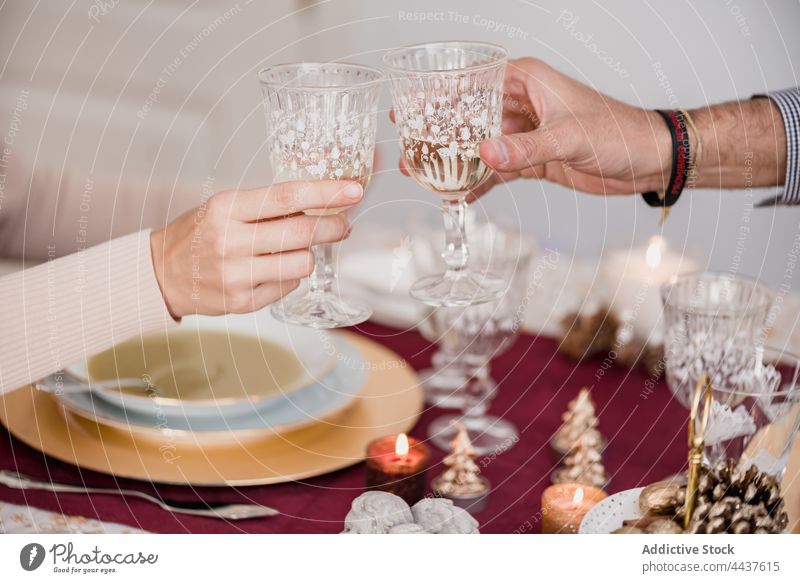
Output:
top-left (441, 197), bottom-right (469, 276)
top-left (462, 361), bottom-right (491, 418)
top-left (309, 243), bottom-right (336, 295)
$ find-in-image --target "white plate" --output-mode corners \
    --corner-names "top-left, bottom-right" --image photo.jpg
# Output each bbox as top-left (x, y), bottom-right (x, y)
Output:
top-left (65, 312), bottom-right (336, 419)
top-left (579, 488), bottom-right (644, 534)
top-left (55, 338), bottom-right (368, 445)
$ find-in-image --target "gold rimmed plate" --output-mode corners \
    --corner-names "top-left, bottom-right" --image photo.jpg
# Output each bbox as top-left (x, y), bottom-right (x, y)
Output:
top-left (0, 333), bottom-right (423, 486)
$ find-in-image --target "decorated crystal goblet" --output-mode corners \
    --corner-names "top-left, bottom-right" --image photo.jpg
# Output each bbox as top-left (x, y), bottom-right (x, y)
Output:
top-left (259, 63), bottom-right (383, 328)
top-left (661, 272), bottom-right (773, 407)
top-left (383, 41), bottom-right (508, 307)
top-left (698, 346), bottom-right (800, 478)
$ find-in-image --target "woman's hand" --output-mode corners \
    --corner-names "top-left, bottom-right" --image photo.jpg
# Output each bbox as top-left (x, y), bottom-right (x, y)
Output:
top-left (150, 180), bottom-right (362, 318)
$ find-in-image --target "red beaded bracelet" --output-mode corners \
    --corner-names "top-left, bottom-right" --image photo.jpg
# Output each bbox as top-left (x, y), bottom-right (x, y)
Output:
top-left (642, 109), bottom-right (691, 213)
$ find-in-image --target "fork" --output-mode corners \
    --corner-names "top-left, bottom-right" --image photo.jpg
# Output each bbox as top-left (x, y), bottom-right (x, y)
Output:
top-left (0, 470), bottom-right (279, 520)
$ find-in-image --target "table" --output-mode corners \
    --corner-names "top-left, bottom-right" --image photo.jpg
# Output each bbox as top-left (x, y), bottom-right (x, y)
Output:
top-left (0, 322), bottom-right (691, 534)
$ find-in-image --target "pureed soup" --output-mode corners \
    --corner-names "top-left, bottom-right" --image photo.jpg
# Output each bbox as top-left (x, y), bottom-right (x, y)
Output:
top-left (87, 329), bottom-right (304, 402)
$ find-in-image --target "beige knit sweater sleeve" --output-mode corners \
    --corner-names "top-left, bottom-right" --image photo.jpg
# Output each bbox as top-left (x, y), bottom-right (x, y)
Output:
top-left (0, 230), bottom-right (177, 393)
top-left (0, 164), bottom-right (195, 394)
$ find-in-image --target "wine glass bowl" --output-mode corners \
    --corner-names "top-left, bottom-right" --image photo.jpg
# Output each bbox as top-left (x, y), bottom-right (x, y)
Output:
top-left (384, 41), bottom-right (509, 307)
top-left (661, 272), bottom-right (773, 407)
top-left (259, 63), bottom-right (383, 328)
top-left (700, 347), bottom-right (800, 478)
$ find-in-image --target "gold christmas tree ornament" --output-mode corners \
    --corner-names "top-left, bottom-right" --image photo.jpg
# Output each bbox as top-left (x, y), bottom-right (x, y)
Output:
top-left (552, 431), bottom-right (609, 489)
top-left (432, 422), bottom-right (491, 513)
top-left (551, 387), bottom-right (606, 457)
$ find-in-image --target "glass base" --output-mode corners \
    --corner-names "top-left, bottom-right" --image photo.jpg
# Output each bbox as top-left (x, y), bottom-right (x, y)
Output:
top-left (419, 367), bottom-right (466, 409)
top-left (419, 367), bottom-right (499, 410)
top-left (428, 414), bottom-right (519, 456)
top-left (270, 292), bottom-right (371, 329)
top-left (409, 271), bottom-right (506, 307)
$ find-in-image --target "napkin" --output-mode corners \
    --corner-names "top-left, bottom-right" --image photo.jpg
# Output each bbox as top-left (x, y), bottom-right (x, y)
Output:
top-left (0, 501), bottom-right (146, 534)
top-left (339, 226), bottom-right (596, 336)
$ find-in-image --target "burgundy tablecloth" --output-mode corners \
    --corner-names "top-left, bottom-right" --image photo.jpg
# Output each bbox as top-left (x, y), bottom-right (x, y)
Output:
top-left (0, 322), bottom-right (689, 533)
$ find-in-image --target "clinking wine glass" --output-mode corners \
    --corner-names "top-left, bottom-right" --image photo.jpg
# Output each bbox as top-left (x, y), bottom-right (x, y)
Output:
top-left (383, 41), bottom-right (509, 307)
top-left (259, 63), bottom-right (383, 328)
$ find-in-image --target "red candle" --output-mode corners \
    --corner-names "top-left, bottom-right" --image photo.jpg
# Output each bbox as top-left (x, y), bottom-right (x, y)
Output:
top-left (365, 433), bottom-right (430, 505)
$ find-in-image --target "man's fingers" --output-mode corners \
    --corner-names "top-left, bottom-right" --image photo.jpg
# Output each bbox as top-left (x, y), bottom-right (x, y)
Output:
top-left (246, 214), bottom-right (350, 254)
top-left (502, 113), bottom-right (536, 135)
top-left (479, 125), bottom-right (574, 173)
top-left (230, 180), bottom-right (363, 221)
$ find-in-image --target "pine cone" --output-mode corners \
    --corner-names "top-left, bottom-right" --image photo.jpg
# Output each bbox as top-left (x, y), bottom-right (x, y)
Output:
top-left (676, 459), bottom-right (788, 534)
top-left (558, 307), bottom-right (618, 361)
top-left (641, 343), bottom-right (665, 379)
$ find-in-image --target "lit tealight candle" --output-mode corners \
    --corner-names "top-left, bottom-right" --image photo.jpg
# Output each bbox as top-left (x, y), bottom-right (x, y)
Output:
top-left (540, 483), bottom-right (607, 534)
top-left (365, 433), bottom-right (430, 505)
top-left (603, 235), bottom-right (697, 343)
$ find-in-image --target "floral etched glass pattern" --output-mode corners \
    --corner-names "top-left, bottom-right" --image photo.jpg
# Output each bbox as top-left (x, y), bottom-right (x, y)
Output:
top-left (701, 347), bottom-right (800, 477)
top-left (394, 86), bottom-right (499, 195)
top-left (259, 63), bottom-right (383, 328)
top-left (661, 272), bottom-right (773, 407)
top-left (384, 42), bottom-right (508, 307)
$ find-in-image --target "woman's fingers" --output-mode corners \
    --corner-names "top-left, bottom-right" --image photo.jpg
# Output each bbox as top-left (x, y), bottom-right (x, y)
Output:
top-left (251, 249), bottom-right (315, 285)
top-left (228, 180), bottom-right (363, 222)
top-left (243, 213), bottom-right (350, 254)
top-left (225, 280), bottom-right (301, 314)
top-left (398, 156), bottom-right (410, 176)
top-left (222, 250), bottom-right (313, 292)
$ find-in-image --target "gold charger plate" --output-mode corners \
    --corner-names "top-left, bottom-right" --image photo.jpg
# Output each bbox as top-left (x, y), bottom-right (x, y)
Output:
top-left (0, 333), bottom-right (423, 486)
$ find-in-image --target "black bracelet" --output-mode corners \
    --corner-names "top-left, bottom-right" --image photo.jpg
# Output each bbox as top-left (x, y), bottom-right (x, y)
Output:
top-left (642, 109), bottom-right (690, 209)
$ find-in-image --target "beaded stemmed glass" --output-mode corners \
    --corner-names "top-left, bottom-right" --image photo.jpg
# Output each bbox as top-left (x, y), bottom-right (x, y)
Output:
top-left (383, 41), bottom-right (508, 307)
top-left (259, 63), bottom-right (383, 328)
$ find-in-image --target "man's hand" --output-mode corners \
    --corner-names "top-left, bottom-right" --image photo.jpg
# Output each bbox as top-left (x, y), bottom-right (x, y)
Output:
top-left (476, 57), bottom-right (673, 197)
top-left (474, 57), bottom-right (786, 198)
top-left (393, 57), bottom-right (787, 199)
top-left (150, 180), bottom-right (362, 318)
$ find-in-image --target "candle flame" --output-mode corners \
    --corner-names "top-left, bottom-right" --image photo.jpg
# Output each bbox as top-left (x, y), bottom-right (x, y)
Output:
top-left (573, 487), bottom-right (585, 505)
top-left (395, 433), bottom-right (409, 456)
top-left (645, 235), bottom-right (664, 269)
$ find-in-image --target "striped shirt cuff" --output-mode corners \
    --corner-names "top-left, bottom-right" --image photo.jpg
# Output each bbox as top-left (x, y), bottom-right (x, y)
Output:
top-left (758, 87), bottom-right (800, 206)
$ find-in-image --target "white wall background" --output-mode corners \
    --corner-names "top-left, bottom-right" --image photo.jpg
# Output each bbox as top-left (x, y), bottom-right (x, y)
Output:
top-left (1, 0), bottom-right (798, 287)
